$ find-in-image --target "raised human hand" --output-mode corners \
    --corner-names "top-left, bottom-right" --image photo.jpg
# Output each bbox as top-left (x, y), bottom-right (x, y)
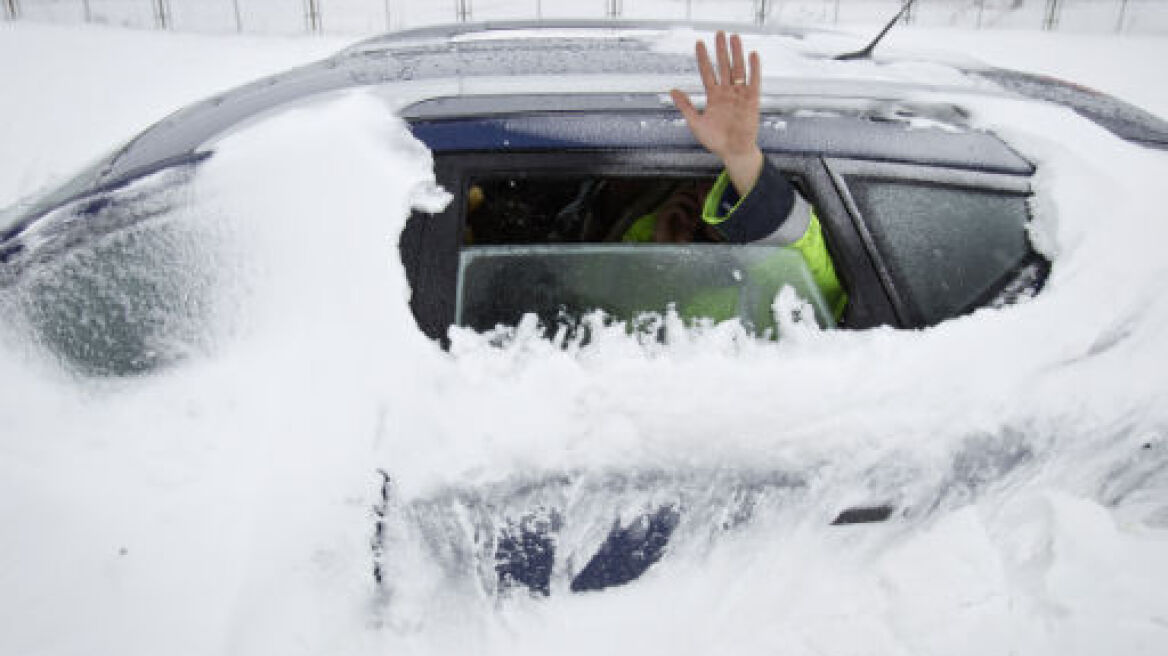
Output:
top-left (670, 31), bottom-right (764, 196)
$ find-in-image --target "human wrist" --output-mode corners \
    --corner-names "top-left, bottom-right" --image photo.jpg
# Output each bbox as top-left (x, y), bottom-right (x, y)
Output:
top-left (721, 146), bottom-right (764, 197)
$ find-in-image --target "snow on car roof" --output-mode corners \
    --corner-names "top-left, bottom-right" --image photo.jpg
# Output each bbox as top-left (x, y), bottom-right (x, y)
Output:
top-left (80, 27), bottom-right (1008, 178)
top-left (341, 19), bottom-right (836, 53)
top-left (0, 21), bottom-right (1057, 232)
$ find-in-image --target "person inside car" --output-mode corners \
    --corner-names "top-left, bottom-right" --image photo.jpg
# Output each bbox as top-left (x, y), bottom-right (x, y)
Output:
top-left (624, 31), bottom-right (847, 320)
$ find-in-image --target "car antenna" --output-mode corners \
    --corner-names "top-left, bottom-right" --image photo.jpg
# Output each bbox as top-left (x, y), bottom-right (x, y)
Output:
top-left (834, 0), bottom-right (919, 61)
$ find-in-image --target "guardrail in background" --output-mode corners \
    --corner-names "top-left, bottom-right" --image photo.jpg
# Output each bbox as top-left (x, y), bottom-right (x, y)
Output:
top-left (152, 0), bottom-right (169, 28)
top-left (2, 0), bottom-right (1165, 34)
top-left (304, 0), bottom-right (320, 30)
top-left (1044, 0), bottom-right (1062, 27)
top-left (754, 0), bottom-right (769, 23)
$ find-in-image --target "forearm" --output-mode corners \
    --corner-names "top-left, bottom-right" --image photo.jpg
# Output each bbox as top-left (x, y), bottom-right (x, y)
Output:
top-left (720, 144), bottom-right (765, 197)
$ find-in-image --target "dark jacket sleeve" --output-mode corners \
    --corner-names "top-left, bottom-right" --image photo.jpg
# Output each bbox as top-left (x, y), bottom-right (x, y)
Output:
top-left (701, 157), bottom-right (810, 245)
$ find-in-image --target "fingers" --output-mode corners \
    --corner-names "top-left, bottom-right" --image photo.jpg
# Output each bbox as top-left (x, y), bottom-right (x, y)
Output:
top-left (697, 31), bottom-right (756, 88)
top-left (730, 33), bottom-right (746, 85)
top-left (715, 31), bottom-right (732, 89)
top-left (670, 89), bottom-right (699, 126)
top-left (695, 40), bottom-right (717, 94)
top-left (749, 50), bottom-right (761, 93)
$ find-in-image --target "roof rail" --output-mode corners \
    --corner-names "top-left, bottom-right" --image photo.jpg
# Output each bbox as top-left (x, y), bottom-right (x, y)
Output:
top-left (344, 19), bottom-right (830, 53)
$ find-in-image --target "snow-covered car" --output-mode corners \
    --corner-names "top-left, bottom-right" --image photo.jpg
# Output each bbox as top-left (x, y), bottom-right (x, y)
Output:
top-left (4, 21), bottom-right (1165, 375)
top-left (2, 21), bottom-right (1166, 600)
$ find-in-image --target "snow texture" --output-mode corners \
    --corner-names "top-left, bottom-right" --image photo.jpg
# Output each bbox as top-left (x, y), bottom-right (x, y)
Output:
top-left (1, 18), bottom-right (1167, 656)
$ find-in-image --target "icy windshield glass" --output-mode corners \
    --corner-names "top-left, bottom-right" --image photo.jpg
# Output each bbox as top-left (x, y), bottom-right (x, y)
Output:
top-left (457, 244), bottom-right (835, 334)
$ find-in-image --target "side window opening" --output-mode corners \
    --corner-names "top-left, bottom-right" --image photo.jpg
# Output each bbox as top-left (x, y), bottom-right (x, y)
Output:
top-left (454, 172), bottom-right (838, 335)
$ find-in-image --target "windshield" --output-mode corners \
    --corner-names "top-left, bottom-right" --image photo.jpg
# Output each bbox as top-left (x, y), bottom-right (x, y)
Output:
top-left (457, 244), bottom-right (835, 334)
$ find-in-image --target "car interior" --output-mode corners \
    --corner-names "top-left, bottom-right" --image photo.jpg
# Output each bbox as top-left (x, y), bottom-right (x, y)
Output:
top-left (454, 172), bottom-right (837, 335)
top-left (464, 174), bottom-right (723, 245)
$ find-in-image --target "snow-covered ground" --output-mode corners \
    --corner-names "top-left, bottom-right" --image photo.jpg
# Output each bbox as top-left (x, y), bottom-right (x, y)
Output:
top-left (2, 19), bottom-right (1168, 656)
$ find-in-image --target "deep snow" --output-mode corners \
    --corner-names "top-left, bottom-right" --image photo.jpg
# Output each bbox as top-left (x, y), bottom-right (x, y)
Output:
top-left (1, 20), bottom-right (1167, 656)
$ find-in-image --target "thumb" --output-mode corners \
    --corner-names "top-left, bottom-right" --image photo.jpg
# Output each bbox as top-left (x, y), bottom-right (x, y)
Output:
top-left (670, 89), bottom-right (701, 129)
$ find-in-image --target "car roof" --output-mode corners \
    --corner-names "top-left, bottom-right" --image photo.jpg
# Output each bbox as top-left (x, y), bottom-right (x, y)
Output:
top-left (405, 99), bottom-right (1032, 174)
top-left (342, 18), bottom-right (836, 51)
top-left (107, 20), bottom-right (1001, 181)
top-left (4, 20), bottom-right (1163, 236)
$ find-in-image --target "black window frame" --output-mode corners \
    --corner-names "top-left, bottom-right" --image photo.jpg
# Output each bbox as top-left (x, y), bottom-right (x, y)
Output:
top-left (400, 149), bottom-right (901, 343)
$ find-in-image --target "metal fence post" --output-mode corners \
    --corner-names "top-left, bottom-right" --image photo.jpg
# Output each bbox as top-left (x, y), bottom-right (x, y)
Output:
top-left (1042, 0), bottom-right (1061, 29)
top-left (754, 0), bottom-right (769, 25)
top-left (1115, 0), bottom-right (1130, 32)
top-left (384, 0), bottom-right (391, 30)
top-left (82, 0), bottom-right (91, 22)
top-left (232, 0), bottom-right (242, 32)
top-left (153, 0), bottom-right (171, 29)
top-left (456, 0), bottom-right (471, 22)
top-left (605, 0), bottom-right (622, 18)
top-left (2, 0), bottom-right (18, 20)
top-left (976, 0), bottom-right (985, 28)
top-left (536, 0), bottom-right (542, 20)
top-left (304, 0), bottom-right (321, 32)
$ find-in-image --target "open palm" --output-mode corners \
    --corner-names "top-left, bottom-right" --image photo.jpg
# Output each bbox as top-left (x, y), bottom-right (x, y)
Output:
top-left (671, 32), bottom-right (764, 195)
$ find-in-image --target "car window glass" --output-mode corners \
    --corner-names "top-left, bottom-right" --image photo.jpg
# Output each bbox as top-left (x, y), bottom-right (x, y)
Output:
top-left (458, 245), bottom-right (835, 333)
top-left (457, 173), bottom-right (833, 333)
top-left (0, 170), bottom-right (220, 376)
top-left (846, 178), bottom-right (1032, 324)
